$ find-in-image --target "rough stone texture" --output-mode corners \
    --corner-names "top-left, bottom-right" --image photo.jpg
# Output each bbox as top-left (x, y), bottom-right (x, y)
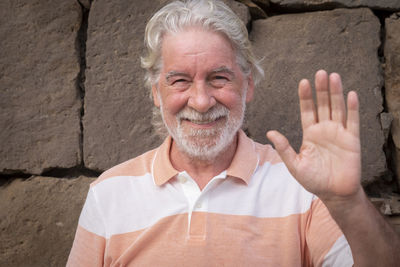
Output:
top-left (0, 176), bottom-right (95, 266)
top-left (237, 0), bottom-right (268, 19)
top-left (385, 13), bottom-right (400, 187)
top-left (380, 112), bottom-right (393, 140)
top-left (0, 0), bottom-right (82, 175)
top-left (78, 0), bottom-right (91, 9)
top-left (224, 0), bottom-right (251, 23)
top-left (83, 0), bottom-right (249, 171)
top-left (269, 0), bottom-right (400, 11)
top-left (253, 0), bottom-right (271, 9)
top-left (248, 8), bottom-right (385, 184)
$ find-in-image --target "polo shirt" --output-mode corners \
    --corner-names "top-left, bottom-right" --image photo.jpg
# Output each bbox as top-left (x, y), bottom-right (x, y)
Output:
top-left (67, 130), bottom-right (353, 266)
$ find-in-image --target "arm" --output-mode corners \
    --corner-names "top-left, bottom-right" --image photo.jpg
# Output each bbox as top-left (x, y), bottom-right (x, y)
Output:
top-left (67, 187), bottom-right (106, 267)
top-left (267, 70), bottom-right (400, 266)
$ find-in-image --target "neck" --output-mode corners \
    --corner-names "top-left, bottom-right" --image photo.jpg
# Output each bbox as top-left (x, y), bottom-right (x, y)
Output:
top-left (170, 134), bottom-right (238, 190)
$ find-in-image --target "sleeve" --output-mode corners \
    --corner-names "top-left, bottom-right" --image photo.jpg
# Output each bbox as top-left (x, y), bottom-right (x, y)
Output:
top-left (67, 187), bottom-right (106, 267)
top-left (305, 198), bottom-right (354, 267)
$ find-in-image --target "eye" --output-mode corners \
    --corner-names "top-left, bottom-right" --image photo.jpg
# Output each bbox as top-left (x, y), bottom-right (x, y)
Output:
top-left (170, 78), bottom-right (190, 89)
top-left (210, 75), bottom-right (229, 87)
top-left (173, 79), bottom-right (188, 84)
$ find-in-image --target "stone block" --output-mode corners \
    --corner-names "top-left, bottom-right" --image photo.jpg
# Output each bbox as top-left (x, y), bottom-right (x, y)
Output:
top-left (248, 8), bottom-right (385, 184)
top-left (224, 0), bottom-right (251, 24)
top-left (83, 0), bottom-right (249, 171)
top-left (269, 0), bottom-right (400, 11)
top-left (78, 0), bottom-right (91, 9)
top-left (385, 13), bottom-right (400, 187)
top-left (0, 0), bottom-right (82, 175)
top-left (236, 0), bottom-right (267, 19)
top-left (0, 176), bottom-right (96, 266)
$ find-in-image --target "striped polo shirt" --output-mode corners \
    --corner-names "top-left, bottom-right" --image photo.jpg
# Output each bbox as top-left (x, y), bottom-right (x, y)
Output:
top-left (67, 130), bottom-right (353, 266)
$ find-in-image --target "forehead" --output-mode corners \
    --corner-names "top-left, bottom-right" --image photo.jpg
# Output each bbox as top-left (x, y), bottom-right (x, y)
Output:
top-left (161, 27), bottom-right (238, 72)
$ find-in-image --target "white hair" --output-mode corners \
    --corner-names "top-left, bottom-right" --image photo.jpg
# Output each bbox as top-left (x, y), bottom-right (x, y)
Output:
top-left (140, 0), bottom-right (264, 95)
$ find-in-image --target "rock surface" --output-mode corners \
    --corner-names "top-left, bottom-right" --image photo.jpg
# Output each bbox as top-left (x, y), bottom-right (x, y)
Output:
top-left (83, 0), bottom-right (249, 171)
top-left (0, 176), bottom-right (95, 266)
top-left (236, 0), bottom-right (268, 19)
top-left (248, 8), bottom-right (385, 184)
top-left (269, 0), bottom-right (400, 11)
top-left (385, 13), bottom-right (400, 187)
top-left (224, 0), bottom-right (251, 23)
top-left (0, 0), bottom-right (82, 175)
top-left (78, 0), bottom-right (91, 9)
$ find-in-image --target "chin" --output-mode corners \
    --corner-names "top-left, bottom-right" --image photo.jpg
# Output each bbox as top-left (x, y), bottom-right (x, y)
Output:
top-left (176, 129), bottom-right (235, 161)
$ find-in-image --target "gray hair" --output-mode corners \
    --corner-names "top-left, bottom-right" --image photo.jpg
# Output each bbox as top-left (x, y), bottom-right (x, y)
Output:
top-left (140, 0), bottom-right (264, 94)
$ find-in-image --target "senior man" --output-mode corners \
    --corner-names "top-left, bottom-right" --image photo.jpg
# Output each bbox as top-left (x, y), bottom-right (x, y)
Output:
top-left (68, 0), bottom-right (399, 266)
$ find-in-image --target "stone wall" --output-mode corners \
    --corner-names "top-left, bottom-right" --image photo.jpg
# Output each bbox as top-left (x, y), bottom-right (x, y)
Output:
top-left (1, 0), bottom-right (399, 265)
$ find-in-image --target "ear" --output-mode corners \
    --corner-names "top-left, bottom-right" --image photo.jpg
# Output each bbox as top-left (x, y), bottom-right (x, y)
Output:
top-left (152, 84), bottom-right (160, 107)
top-left (245, 74), bottom-right (254, 103)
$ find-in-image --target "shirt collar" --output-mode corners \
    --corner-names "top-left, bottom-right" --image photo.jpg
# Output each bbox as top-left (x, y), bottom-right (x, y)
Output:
top-left (152, 129), bottom-right (259, 186)
top-left (152, 136), bottom-right (179, 186)
top-left (226, 129), bottom-right (259, 184)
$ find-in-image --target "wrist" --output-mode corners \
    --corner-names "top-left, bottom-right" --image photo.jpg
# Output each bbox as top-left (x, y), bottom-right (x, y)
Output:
top-left (320, 187), bottom-right (367, 216)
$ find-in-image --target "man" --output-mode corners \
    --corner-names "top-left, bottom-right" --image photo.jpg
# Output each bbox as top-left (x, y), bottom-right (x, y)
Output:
top-left (68, 0), bottom-right (400, 266)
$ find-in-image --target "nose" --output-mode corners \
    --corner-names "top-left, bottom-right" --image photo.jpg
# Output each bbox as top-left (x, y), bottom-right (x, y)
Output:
top-left (187, 81), bottom-right (216, 113)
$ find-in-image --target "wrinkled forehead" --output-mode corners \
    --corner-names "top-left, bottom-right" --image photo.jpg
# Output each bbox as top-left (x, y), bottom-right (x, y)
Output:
top-left (160, 27), bottom-right (239, 73)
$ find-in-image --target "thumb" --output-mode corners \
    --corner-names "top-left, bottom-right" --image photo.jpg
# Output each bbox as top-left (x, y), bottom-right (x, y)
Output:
top-left (266, 130), bottom-right (298, 174)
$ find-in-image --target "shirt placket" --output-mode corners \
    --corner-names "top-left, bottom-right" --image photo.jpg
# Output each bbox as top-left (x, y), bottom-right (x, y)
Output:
top-left (177, 171), bottom-right (226, 241)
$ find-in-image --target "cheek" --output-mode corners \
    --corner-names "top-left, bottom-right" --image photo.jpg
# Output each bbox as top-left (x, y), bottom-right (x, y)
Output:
top-left (161, 92), bottom-right (189, 115)
top-left (214, 89), bottom-right (244, 110)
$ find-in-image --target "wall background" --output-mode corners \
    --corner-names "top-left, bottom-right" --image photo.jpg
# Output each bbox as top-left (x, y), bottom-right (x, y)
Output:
top-left (1, 0), bottom-right (399, 265)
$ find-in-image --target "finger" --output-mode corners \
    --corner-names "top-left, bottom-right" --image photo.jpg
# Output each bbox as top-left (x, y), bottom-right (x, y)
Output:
top-left (315, 70), bottom-right (330, 121)
top-left (267, 130), bottom-right (298, 174)
top-left (346, 91), bottom-right (360, 137)
top-left (299, 79), bottom-right (317, 130)
top-left (329, 73), bottom-right (346, 125)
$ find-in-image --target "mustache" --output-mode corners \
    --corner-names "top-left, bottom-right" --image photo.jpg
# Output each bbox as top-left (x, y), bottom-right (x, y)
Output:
top-left (176, 105), bottom-right (229, 122)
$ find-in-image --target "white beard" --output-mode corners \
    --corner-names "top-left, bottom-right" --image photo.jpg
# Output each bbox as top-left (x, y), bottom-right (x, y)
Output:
top-left (159, 97), bottom-right (246, 161)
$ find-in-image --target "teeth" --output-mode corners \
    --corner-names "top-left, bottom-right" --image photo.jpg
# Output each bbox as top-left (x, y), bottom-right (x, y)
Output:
top-left (183, 116), bottom-right (223, 124)
top-left (190, 119), bottom-right (214, 124)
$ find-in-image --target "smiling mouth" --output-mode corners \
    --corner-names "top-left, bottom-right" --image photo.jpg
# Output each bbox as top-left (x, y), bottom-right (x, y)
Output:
top-left (182, 116), bottom-right (225, 125)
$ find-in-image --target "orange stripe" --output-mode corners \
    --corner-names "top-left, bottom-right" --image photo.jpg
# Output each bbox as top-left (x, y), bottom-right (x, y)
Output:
top-left (306, 198), bottom-right (343, 266)
top-left (255, 142), bottom-right (284, 165)
top-left (91, 148), bottom-right (157, 186)
top-left (67, 226), bottom-right (105, 267)
top-left (226, 130), bottom-right (259, 183)
top-left (95, 208), bottom-right (340, 266)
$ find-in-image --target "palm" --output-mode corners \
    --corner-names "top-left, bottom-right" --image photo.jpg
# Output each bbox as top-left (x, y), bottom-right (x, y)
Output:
top-left (295, 120), bottom-right (361, 199)
top-left (267, 71), bottom-right (362, 201)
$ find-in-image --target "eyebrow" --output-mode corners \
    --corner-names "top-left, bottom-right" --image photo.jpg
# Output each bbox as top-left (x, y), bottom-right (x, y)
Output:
top-left (209, 66), bottom-right (235, 78)
top-left (165, 66), bottom-right (236, 82)
top-left (165, 71), bottom-right (190, 82)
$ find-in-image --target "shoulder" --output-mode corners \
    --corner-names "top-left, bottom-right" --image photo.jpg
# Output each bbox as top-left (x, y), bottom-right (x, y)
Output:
top-left (252, 140), bottom-right (284, 166)
top-left (91, 147), bottom-right (158, 187)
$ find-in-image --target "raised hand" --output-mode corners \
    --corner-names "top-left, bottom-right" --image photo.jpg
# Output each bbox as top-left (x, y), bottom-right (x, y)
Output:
top-left (267, 70), bottom-right (362, 203)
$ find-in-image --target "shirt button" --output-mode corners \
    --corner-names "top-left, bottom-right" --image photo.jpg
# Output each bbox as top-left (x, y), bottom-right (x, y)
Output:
top-left (179, 176), bottom-right (187, 183)
top-left (195, 202), bottom-right (202, 209)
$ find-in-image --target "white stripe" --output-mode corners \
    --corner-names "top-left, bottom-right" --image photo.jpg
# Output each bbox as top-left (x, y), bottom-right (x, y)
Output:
top-left (79, 162), bottom-right (314, 237)
top-left (322, 235), bottom-right (354, 267)
top-left (208, 162), bottom-right (314, 217)
top-left (78, 187), bottom-right (106, 237)
top-left (178, 170), bottom-right (227, 235)
top-left (80, 175), bottom-right (187, 238)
